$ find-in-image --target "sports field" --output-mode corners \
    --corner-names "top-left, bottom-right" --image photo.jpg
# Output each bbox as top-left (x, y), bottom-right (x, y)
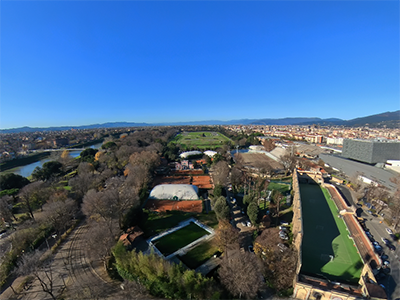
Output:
top-left (300, 183), bottom-right (363, 284)
top-left (171, 131), bottom-right (231, 150)
top-left (153, 222), bottom-right (210, 256)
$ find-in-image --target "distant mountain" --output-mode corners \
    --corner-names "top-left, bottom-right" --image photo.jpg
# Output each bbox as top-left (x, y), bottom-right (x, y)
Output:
top-left (1, 110), bottom-right (398, 133)
top-left (344, 110), bottom-right (400, 128)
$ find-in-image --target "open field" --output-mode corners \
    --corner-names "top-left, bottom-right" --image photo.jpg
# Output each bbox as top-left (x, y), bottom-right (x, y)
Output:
top-left (153, 222), bottom-right (210, 256)
top-left (300, 183), bottom-right (363, 284)
top-left (237, 153), bottom-right (283, 170)
top-left (179, 240), bottom-right (219, 269)
top-left (171, 131), bottom-right (231, 150)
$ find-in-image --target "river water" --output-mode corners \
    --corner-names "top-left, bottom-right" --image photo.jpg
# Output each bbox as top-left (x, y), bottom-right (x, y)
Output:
top-left (12, 143), bottom-right (103, 178)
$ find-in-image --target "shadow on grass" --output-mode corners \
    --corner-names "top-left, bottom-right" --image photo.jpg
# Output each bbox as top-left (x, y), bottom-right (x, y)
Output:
top-left (300, 184), bottom-right (340, 280)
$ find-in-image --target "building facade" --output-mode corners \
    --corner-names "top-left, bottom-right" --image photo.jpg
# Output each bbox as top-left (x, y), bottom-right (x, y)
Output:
top-left (342, 139), bottom-right (400, 164)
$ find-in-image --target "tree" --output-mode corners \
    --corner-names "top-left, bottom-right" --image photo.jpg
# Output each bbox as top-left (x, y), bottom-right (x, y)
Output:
top-left (219, 248), bottom-right (264, 299)
top-left (0, 173), bottom-right (30, 190)
top-left (18, 182), bottom-right (45, 220)
top-left (272, 190), bottom-right (284, 218)
top-left (389, 177), bottom-right (400, 230)
top-left (42, 198), bottom-right (78, 234)
top-left (15, 250), bottom-right (64, 300)
top-left (80, 148), bottom-right (98, 164)
top-left (85, 221), bottom-right (119, 263)
top-left (262, 139), bottom-right (275, 152)
top-left (0, 195), bottom-right (17, 223)
top-left (214, 220), bottom-right (239, 251)
top-left (213, 196), bottom-right (230, 220)
top-left (230, 167), bottom-right (242, 192)
top-left (280, 148), bottom-right (298, 175)
top-left (212, 161), bottom-right (229, 186)
top-left (247, 202), bottom-right (259, 225)
top-left (32, 161), bottom-right (63, 181)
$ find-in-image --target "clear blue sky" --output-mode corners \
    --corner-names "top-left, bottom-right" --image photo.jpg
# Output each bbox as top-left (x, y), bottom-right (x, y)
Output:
top-left (1, 1), bottom-right (399, 129)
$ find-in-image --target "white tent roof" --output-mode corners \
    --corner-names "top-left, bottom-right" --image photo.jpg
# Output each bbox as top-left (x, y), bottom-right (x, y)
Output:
top-left (149, 184), bottom-right (199, 200)
top-left (179, 151), bottom-right (203, 158)
top-left (203, 150), bottom-right (217, 157)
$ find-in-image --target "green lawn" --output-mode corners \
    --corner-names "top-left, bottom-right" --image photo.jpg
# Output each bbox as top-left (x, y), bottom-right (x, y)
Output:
top-left (153, 222), bottom-right (210, 256)
top-left (170, 131), bottom-right (232, 150)
top-left (141, 210), bottom-right (218, 237)
top-left (300, 184), bottom-right (363, 284)
top-left (267, 182), bottom-right (290, 194)
top-left (179, 240), bottom-right (219, 269)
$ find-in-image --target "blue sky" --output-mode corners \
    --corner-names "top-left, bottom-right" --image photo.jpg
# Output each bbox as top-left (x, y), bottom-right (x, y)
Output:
top-left (1, 1), bottom-right (399, 129)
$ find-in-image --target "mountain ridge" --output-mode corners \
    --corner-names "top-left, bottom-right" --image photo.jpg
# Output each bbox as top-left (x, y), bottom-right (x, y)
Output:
top-left (1, 110), bottom-right (398, 133)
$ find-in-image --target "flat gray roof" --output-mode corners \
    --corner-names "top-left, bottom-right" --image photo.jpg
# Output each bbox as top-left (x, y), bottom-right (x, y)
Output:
top-left (319, 153), bottom-right (398, 192)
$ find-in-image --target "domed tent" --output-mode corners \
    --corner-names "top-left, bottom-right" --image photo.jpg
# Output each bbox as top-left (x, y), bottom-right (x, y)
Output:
top-left (149, 184), bottom-right (199, 200)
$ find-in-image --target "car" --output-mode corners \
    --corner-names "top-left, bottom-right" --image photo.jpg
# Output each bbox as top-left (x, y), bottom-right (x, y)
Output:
top-left (381, 238), bottom-right (390, 245)
top-left (383, 260), bottom-right (390, 266)
top-left (387, 244), bottom-right (396, 251)
top-left (279, 226), bottom-right (289, 231)
top-left (386, 228), bottom-right (393, 235)
top-left (373, 241), bottom-right (380, 246)
top-left (247, 221), bottom-right (251, 227)
top-left (248, 245), bottom-right (254, 253)
top-left (367, 210), bottom-right (373, 214)
top-left (365, 231), bottom-right (372, 238)
top-left (381, 254), bottom-right (389, 260)
top-left (232, 198), bottom-right (236, 204)
top-left (277, 243), bottom-right (288, 252)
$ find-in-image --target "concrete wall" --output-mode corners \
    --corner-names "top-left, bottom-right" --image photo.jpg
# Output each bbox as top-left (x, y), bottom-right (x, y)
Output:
top-left (342, 139), bottom-right (400, 164)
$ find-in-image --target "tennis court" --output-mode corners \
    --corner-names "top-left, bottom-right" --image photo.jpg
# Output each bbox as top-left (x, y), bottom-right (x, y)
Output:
top-left (300, 183), bottom-right (363, 284)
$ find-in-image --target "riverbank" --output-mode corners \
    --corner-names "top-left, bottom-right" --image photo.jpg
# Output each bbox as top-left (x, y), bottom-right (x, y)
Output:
top-left (0, 152), bottom-right (51, 173)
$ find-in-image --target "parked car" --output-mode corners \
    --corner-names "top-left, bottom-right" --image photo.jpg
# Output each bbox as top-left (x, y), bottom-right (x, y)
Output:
top-left (277, 243), bottom-right (288, 252)
top-left (387, 244), bottom-right (396, 251)
top-left (386, 228), bottom-right (393, 235)
top-left (247, 221), bottom-right (251, 227)
top-left (248, 245), bottom-right (254, 253)
top-left (381, 238), bottom-right (390, 245)
top-left (381, 254), bottom-right (389, 260)
top-left (365, 231), bottom-right (372, 238)
top-left (383, 260), bottom-right (390, 266)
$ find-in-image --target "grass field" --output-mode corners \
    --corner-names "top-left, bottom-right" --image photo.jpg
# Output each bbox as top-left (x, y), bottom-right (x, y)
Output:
top-left (171, 131), bottom-right (231, 150)
top-left (179, 240), bottom-right (219, 269)
top-left (300, 183), bottom-right (363, 284)
top-left (153, 222), bottom-right (210, 256)
top-left (141, 211), bottom-right (218, 237)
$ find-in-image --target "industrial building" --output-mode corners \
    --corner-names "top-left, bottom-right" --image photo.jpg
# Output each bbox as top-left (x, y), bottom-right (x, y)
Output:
top-left (342, 139), bottom-right (400, 164)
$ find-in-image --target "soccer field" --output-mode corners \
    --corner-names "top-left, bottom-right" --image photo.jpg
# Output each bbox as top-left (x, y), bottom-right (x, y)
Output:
top-left (300, 184), bottom-right (363, 284)
top-left (171, 131), bottom-right (231, 150)
top-left (153, 222), bottom-right (210, 256)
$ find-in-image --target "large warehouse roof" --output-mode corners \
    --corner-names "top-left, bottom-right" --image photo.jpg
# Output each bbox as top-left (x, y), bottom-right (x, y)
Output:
top-left (149, 184), bottom-right (199, 200)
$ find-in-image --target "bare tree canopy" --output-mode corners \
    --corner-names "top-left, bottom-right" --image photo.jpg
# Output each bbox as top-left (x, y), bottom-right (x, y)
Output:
top-left (212, 161), bottom-right (230, 186)
top-left (219, 248), bottom-right (264, 299)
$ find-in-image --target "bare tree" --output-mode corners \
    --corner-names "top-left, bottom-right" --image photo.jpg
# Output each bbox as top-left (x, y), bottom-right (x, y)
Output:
top-left (262, 139), bottom-right (275, 152)
top-left (18, 181), bottom-right (45, 220)
top-left (15, 250), bottom-right (64, 300)
top-left (280, 150), bottom-right (298, 175)
top-left (214, 220), bottom-right (240, 251)
top-left (212, 161), bottom-right (229, 186)
top-left (230, 167), bottom-right (243, 192)
top-left (219, 247), bottom-right (264, 299)
top-left (0, 195), bottom-right (17, 223)
top-left (84, 221), bottom-right (119, 263)
top-left (42, 198), bottom-right (78, 234)
top-left (389, 177), bottom-right (400, 230)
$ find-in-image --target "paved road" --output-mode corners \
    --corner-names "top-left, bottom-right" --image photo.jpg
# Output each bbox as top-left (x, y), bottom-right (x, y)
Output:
top-left (1, 222), bottom-right (120, 300)
top-left (362, 212), bottom-right (400, 300)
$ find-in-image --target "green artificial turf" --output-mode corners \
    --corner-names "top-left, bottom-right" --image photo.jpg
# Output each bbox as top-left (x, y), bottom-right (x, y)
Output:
top-left (153, 222), bottom-right (210, 256)
top-left (300, 184), bottom-right (363, 284)
top-left (170, 131), bottom-right (231, 150)
top-left (179, 240), bottom-right (219, 269)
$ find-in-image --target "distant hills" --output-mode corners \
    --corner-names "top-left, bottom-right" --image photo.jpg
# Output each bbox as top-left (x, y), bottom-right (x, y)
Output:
top-left (1, 110), bottom-right (399, 133)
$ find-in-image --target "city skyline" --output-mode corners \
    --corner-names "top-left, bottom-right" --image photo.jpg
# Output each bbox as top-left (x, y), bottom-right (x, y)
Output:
top-left (2, 1), bottom-right (399, 129)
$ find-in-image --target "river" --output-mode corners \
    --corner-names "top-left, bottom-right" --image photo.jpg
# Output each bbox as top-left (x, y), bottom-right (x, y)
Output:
top-left (12, 143), bottom-right (103, 178)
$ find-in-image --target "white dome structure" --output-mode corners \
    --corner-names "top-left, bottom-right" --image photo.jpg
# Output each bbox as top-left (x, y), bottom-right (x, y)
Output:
top-left (149, 184), bottom-right (199, 200)
top-left (203, 150), bottom-right (217, 157)
top-left (179, 151), bottom-right (203, 159)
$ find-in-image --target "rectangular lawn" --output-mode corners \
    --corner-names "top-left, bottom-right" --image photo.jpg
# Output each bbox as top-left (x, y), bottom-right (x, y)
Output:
top-left (153, 222), bottom-right (210, 256)
top-left (179, 240), bottom-right (219, 269)
top-left (300, 184), bottom-right (363, 284)
top-left (170, 131), bottom-right (231, 150)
